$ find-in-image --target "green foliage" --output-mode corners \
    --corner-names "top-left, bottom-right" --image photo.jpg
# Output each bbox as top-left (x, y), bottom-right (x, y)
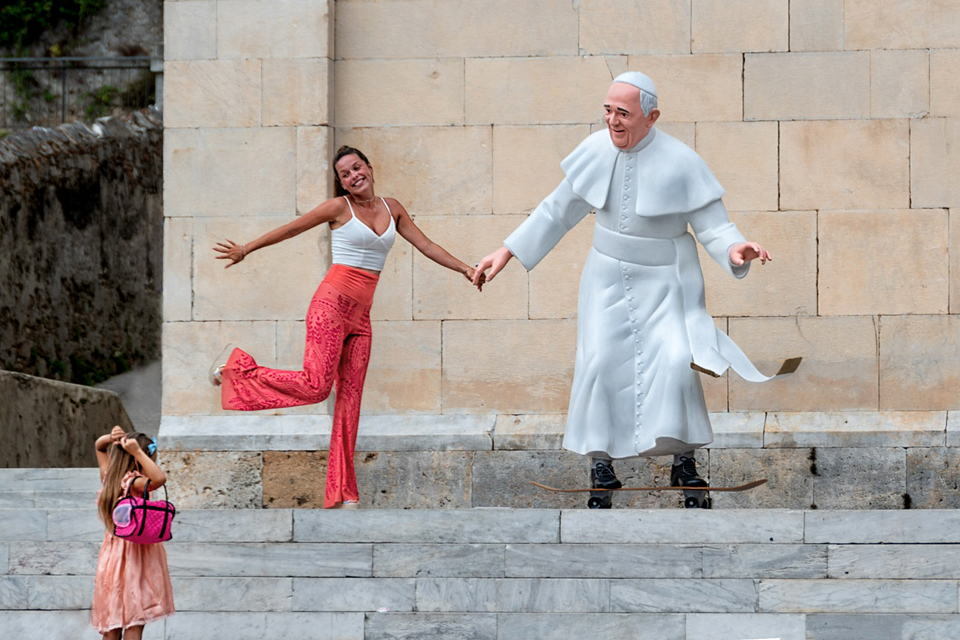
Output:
top-left (82, 83), bottom-right (118, 120)
top-left (0, 0), bottom-right (107, 50)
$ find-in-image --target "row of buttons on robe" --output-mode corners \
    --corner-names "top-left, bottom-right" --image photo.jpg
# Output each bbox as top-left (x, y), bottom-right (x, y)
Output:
top-left (619, 153), bottom-right (646, 444)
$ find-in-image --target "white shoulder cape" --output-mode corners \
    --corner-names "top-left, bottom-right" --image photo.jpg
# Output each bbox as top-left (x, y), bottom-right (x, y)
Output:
top-left (559, 128), bottom-right (725, 217)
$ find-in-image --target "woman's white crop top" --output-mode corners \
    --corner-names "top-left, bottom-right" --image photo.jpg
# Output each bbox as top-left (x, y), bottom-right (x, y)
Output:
top-left (331, 196), bottom-right (397, 272)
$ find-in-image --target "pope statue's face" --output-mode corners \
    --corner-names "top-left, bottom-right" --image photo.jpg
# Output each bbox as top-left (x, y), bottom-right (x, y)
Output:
top-left (604, 82), bottom-right (659, 150)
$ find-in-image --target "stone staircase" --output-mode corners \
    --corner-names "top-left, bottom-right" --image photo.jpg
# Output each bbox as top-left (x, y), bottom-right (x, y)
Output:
top-left (3, 469), bottom-right (960, 639)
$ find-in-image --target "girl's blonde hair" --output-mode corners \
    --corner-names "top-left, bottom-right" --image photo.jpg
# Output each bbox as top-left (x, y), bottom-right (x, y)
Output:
top-left (97, 432), bottom-right (155, 530)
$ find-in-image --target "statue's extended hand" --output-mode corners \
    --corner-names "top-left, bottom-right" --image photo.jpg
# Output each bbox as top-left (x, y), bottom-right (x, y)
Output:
top-left (729, 242), bottom-right (771, 266)
top-left (472, 246), bottom-right (514, 286)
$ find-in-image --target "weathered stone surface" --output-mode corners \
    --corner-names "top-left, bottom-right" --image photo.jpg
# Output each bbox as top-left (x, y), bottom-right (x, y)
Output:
top-left (692, 0), bottom-right (788, 53)
top-left (295, 125), bottom-right (334, 216)
top-left (159, 451), bottom-right (262, 509)
top-left (953, 210), bottom-right (960, 314)
top-left (789, 0), bottom-right (843, 51)
top-left (906, 447), bottom-right (960, 509)
top-left (497, 578), bottom-right (609, 613)
top-left (292, 577), bottom-right (415, 612)
top-left (263, 449), bottom-right (475, 509)
top-left (160, 415), bottom-right (331, 451)
top-left (702, 544), bottom-right (827, 579)
top-left (492, 125), bottom-right (591, 215)
top-left (165, 60), bottom-right (261, 129)
top-left (164, 127), bottom-right (296, 217)
top-left (0, 611), bottom-right (159, 640)
top-left (950, 412), bottom-right (960, 446)
top-left (369, 236), bottom-right (412, 322)
top-left (217, 0), bottom-right (332, 59)
top-left (932, 50), bottom-right (960, 118)
top-left (374, 545), bottom-right (505, 578)
top-left (193, 216), bottom-right (329, 322)
top-left (707, 412), bottom-right (766, 449)
top-left (27, 575), bottom-right (95, 609)
top-left (442, 320), bottom-right (576, 414)
top-left (163, 216), bottom-right (193, 322)
top-left (0, 373), bottom-right (133, 468)
top-left (413, 216), bottom-right (528, 320)
top-left (7, 542), bottom-right (99, 575)
top-left (0, 576), bottom-right (28, 608)
top-left (0, 510), bottom-right (45, 541)
top-left (562, 510), bottom-right (804, 544)
top-left (0, 468), bottom-right (100, 492)
top-left (872, 50), bottom-right (930, 118)
top-left (879, 315), bottom-right (960, 411)
top-left (829, 544), bottom-right (960, 579)
top-left (45, 509), bottom-right (102, 542)
top-left (686, 613), bottom-right (806, 640)
top-left (165, 543), bottom-right (371, 578)
top-left (175, 509), bottom-right (292, 543)
top-left (263, 58), bottom-right (332, 127)
top-left (695, 122), bottom-right (778, 212)
top-left (728, 316), bottom-right (879, 411)
top-left (745, 52), bottom-right (870, 120)
top-left (414, 578), bottom-right (500, 613)
top-left (912, 118), bottom-right (960, 208)
top-left (805, 614), bottom-right (960, 640)
top-left (466, 57), bottom-right (614, 125)
top-left (295, 509), bottom-right (560, 544)
top-left (610, 579), bottom-right (758, 613)
top-left (505, 544), bottom-right (701, 579)
top-left (171, 577), bottom-right (292, 611)
top-left (336, 0), bottom-right (578, 59)
top-left (765, 412), bottom-right (947, 448)
top-left (336, 59), bottom-right (463, 127)
top-left (811, 448), bottom-right (906, 510)
top-left (334, 126), bottom-right (491, 216)
top-left (625, 54), bottom-right (743, 122)
top-left (780, 119), bottom-right (909, 210)
top-left (471, 450), bottom-right (681, 510)
top-left (805, 510), bottom-right (960, 543)
top-left (580, 0), bottom-right (689, 54)
top-left (362, 321), bottom-right (442, 414)
top-left (845, 0), bottom-right (960, 49)
top-left (701, 211), bottom-right (817, 318)
top-left (165, 611), bottom-right (362, 640)
top-left (363, 612), bottom-right (497, 640)
top-left (164, 0), bottom-right (216, 61)
top-left (493, 414), bottom-right (566, 451)
top-left (759, 579), bottom-right (957, 614)
top-left (708, 448), bottom-right (814, 510)
top-left (819, 209), bottom-right (949, 315)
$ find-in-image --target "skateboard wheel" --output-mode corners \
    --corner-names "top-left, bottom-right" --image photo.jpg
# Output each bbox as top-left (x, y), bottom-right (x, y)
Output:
top-left (587, 497), bottom-right (603, 509)
top-left (684, 496), bottom-right (701, 509)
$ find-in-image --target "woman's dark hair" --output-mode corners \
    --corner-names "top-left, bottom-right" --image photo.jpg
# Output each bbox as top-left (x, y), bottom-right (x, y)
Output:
top-left (332, 146), bottom-right (372, 197)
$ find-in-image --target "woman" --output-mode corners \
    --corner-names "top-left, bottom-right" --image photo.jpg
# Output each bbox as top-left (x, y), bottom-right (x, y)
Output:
top-left (212, 145), bottom-right (482, 508)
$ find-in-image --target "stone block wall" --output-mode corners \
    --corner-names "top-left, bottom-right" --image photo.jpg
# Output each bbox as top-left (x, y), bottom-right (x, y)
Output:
top-left (163, 0), bottom-right (960, 422)
top-left (0, 110), bottom-right (163, 386)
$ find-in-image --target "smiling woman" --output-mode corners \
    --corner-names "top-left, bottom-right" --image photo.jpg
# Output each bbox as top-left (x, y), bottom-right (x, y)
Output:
top-left (209, 145), bottom-right (485, 509)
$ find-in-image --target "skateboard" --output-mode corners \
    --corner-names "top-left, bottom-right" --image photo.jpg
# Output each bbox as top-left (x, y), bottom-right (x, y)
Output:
top-left (531, 478), bottom-right (767, 509)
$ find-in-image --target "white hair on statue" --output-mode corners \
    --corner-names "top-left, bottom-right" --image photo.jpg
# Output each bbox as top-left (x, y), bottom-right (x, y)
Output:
top-left (639, 90), bottom-right (658, 118)
top-left (613, 71), bottom-right (659, 117)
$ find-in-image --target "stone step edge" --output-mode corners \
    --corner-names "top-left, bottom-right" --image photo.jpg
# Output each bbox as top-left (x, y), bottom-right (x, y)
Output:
top-left (3, 508), bottom-right (960, 545)
top-left (158, 411), bottom-right (958, 452)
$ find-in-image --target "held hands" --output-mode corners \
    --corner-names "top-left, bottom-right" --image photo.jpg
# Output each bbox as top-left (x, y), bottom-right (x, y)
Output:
top-left (472, 246), bottom-right (514, 287)
top-left (213, 239), bottom-right (246, 268)
top-left (729, 242), bottom-right (771, 266)
top-left (464, 267), bottom-right (486, 292)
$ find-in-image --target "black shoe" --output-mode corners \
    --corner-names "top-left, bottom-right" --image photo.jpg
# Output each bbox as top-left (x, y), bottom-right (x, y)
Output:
top-left (670, 456), bottom-right (708, 489)
top-left (591, 460), bottom-right (623, 490)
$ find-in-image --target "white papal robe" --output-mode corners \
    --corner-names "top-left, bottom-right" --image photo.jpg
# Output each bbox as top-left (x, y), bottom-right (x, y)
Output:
top-left (504, 127), bottom-right (777, 459)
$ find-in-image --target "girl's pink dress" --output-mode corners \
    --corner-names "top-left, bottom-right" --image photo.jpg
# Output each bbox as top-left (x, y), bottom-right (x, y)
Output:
top-left (91, 470), bottom-right (175, 633)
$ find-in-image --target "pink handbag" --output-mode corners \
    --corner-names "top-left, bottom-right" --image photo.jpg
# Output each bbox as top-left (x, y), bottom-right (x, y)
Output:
top-left (112, 478), bottom-right (176, 544)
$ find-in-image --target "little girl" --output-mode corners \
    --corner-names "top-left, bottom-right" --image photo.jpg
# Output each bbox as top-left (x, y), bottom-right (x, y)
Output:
top-left (91, 426), bottom-right (175, 638)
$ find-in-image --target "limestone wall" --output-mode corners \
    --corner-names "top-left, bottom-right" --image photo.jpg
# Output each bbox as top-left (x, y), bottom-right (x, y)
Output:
top-left (0, 110), bottom-right (163, 386)
top-left (162, 0), bottom-right (960, 422)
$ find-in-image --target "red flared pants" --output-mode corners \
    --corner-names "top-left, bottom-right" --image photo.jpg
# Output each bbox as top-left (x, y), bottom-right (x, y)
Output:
top-left (220, 265), bottom-right (378, 508)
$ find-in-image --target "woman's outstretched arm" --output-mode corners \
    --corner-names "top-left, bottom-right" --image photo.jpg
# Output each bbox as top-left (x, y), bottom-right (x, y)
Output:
top-left (214, 197), bottom-right (346, 268)
top-left (391, 199), bottom-right (484, 290)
